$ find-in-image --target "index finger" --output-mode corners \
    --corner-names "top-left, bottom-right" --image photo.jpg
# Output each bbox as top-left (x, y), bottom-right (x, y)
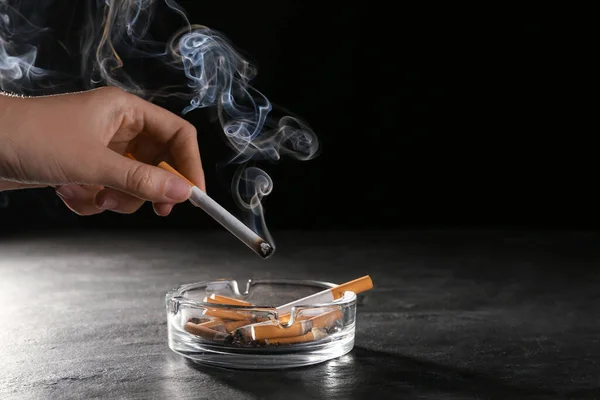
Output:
top-left (121, 92), bottom-right (206, 191)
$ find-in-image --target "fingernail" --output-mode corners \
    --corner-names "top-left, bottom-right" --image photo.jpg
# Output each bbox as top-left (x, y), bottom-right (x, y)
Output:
top-left (154, 203), bottom-right (174, 217)
top-left (99, 197), bottom-right (118, 210)
top-left (56, 186), bottom-right (74, 200)
top-left (165, 179), bottom-right (191, 201)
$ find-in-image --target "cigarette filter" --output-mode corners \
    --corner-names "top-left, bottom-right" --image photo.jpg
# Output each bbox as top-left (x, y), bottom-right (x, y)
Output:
top-left (223, 320), bottom-right (254, 332)
top-left (184, 322), bottom-right (231, 342)
top-left (196, 318), bottom-right (253, 333)
top-left (244, 319), bottom-right (312, 341)
top-left (194, 318), bottom-right (223, 328)
top-left (236, 309), bottom-right (343, 341)
top-left (204, 294), bottom-right (253, 306)
top-left (275, 275), bottom-right (373, 315)
top-left (278, 307), bottom-right (342, 326)
top-left (124, 153), bottom-right (274, 259)
top-left (203, 308), bottom-right (255, 321)
top-left (193, 318), bottom-right (229, 333)
top-left (307, 309), bottom-right (343, 330)
top-left (264, 328), bottom-right (328, 345)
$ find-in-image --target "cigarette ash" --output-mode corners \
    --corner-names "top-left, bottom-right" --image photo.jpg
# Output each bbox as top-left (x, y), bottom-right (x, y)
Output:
top-left (230, 335), bottom-right (264, 348)
top-left (260, 242), bottom-right (274, 258)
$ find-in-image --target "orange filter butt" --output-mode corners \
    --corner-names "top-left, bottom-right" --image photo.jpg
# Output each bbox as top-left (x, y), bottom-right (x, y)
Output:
top-left (331, 275), bottom-right (373, 299)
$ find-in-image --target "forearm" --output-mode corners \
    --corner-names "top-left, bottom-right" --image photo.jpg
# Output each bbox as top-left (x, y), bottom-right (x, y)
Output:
top-left (0, 93), bottom-right (47, 189)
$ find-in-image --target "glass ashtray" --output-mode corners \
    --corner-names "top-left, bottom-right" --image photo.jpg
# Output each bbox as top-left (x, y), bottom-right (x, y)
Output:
top-left (165, 279), bottom-right (357, 369)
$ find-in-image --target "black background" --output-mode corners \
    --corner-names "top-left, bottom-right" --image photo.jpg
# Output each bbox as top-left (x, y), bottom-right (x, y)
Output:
top-left (0, 3), bottom-right (594, 232)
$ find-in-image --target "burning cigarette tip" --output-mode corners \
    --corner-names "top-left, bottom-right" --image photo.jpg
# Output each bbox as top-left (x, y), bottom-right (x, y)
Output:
top-left (260, 242), bottom-right (274, 258)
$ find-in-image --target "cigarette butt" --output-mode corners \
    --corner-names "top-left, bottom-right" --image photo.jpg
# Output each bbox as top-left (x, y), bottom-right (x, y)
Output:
top-left (239, 319), bottom-right (313, 341)
top-left (276, 275), bottom-right (373, 315)
top-left (309, 309), bottom-right (343, 330)
top-left (330, 275), bottom-right (373, 299)
top-left (194, 319), bottom-right (253, 333)
top-left (203, 308), bottom-right (254, 321)
top-left (205, 294), bottom-right (253, 306)
top-left (193, 318), bottom-right (223, 328)
top-left (279, 314), bottom-right (291, 324)
top-left (277, 308), bottom-right (341, 332)
top-left (278, 313), bottom-right (300, 325)
top-left (224, 320), bottom-right (253, 332)
top-left (264, 328), bottom-right (328, 345)
top-left (278, 311), bottom-right (322, 325)
top-left (194, 318), bottom-right (228, 333)
top-left (184, 322), bottom-right (231, 342)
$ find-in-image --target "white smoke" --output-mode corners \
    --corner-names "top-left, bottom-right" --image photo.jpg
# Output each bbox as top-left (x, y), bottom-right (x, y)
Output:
top-left (1, 0), bottom-right (319, 244)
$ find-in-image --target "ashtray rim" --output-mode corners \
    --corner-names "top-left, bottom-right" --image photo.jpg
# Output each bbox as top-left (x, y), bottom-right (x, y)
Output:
top-left (165, 278), bottom-right (357, 311)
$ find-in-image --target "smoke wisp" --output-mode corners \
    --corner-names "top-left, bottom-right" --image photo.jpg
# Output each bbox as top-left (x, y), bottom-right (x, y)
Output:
top-left (0, 0), bottom-right (48, 92)
top-left (0, 0), bottom-right (319, 247)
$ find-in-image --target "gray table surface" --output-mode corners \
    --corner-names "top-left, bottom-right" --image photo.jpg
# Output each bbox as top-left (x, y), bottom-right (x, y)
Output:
top-left (1, 229), bottom-right (599, 399)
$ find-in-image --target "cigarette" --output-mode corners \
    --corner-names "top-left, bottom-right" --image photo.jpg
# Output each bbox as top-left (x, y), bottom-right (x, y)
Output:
top-left (184, 322), bottom-right (232, 342)
top-left (223, 320), bottom-right (254, 332)
top-left (275, 275), bottom-right (373, 315)
top-left (194, 317), bottom-right (253, 333)
top-left (308, 309), bottom-right (343, 330)
top-left (235, 309), bottom-right (343, 341)
top-left (264, 328), bottom-right (328, 345)
top-left (192, 318), bottom-right (228, 332)
top-left (124, 153), bottom-right (274, 259)
top-left (202, 308), bottom-right (255, 321)
top-left (237, 319), bottom-right (313, 341)
top-left (194, 318), bottom-right (223, 328)
top-left (204, 294), bottom-right (253, 306)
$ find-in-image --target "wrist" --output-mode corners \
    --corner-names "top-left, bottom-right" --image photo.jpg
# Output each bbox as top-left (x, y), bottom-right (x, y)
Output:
top-left (0, 91), bottom-right (15, 115)
top-left (0, 91), bottom-right (21, 124)
top-left (0, 93), bottom-right (19, 174)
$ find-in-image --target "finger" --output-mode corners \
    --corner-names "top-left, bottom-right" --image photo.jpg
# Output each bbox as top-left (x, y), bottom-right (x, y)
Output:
top-left (120, 93), bottom-right (206, 191)
top-left (55, 184), bottom-right (105, 216)
top-left (91, 148), bottom-right (192, 204)
top-left (94, 187), bottom-right (145, 214)
top-left (153, 203), bottom-right (174, 217)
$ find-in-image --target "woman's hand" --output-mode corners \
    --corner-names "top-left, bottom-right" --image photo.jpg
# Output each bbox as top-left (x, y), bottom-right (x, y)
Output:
top-left (0, 87), bottom-right (205, 216)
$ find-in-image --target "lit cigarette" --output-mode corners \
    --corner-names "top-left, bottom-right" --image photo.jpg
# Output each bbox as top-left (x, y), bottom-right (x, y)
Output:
top-left (275, 275), bottom-right (373, 315)
top-left (124, 153), bottom-right (274, 259)
top-left (264, 328), bottom-right (327, 345)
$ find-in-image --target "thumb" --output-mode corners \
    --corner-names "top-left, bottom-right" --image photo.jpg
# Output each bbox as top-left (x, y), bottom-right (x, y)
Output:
top-left (94, 149), bottom-right (192, 203)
